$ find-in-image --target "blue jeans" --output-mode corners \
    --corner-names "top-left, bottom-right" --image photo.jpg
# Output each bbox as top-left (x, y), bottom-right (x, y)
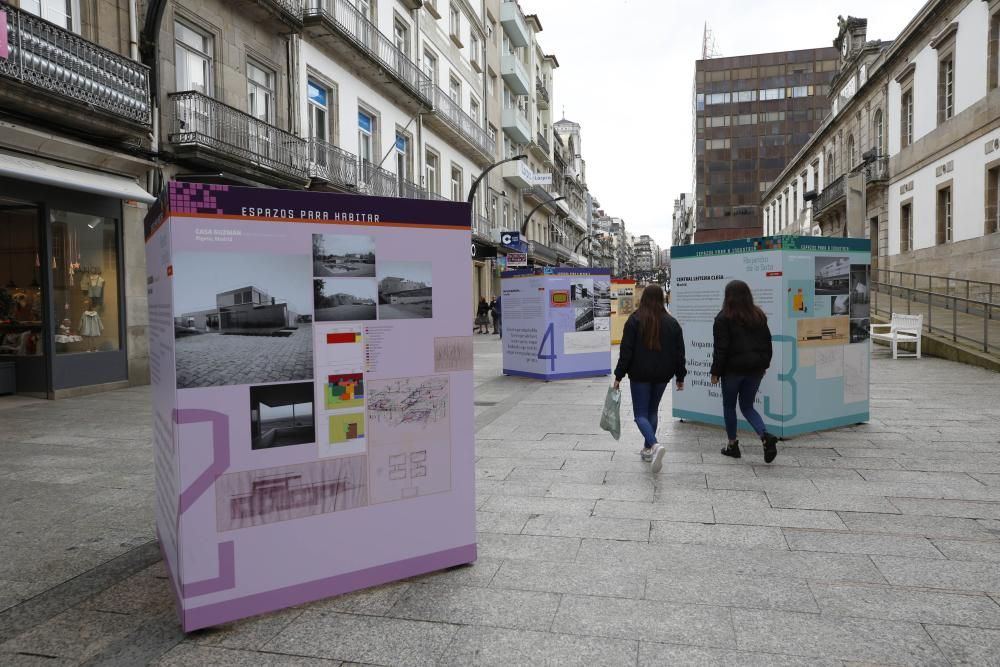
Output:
top-left (630, 381), bottom-right (668, 447)
top-left (721, 374), bottom-right (767, 441)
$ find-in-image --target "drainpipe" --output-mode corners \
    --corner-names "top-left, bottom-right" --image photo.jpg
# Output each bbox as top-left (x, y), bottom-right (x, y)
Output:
top-left (128, 0), bottom-right (139, 60)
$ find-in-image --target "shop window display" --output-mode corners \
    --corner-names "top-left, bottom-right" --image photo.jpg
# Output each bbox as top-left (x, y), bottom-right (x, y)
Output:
top-left (0, 200), bottom-right (44, 358)
top-left (49, 211), bottom-right (120, 354)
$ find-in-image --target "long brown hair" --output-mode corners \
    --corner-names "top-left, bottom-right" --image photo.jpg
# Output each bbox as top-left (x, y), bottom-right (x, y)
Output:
top-left (722, 280), bottom-right (767, 327)
top-left (637, 284), bottom-right (666, 351)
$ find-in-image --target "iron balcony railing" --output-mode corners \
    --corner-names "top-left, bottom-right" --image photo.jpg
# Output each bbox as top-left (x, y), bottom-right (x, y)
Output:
top-left (303, 0), bottom-right (431, 105)
top-left (536, 132), bottom-right (550, 154)
top-left (168, 92), bottom-right (309, 179)
top-left (474, 214), bottom-right (494, 239)
top-left (0, 1), bottom-right (151, 125)
top-left (307, 138), bottom-right (359, 189)
top-left (359, 159), bottom-right (398, 198)
top-left (536, 77), bottom-right (550, 105)
top-left (814, 173), bottom-right (846, 214)
top-left (528, 240), bottom-right (558, 263)
top-left (264, 0), bottom-right (305, 24)
top-left (428, 85), bottom-right (495, 157)
top-left (864, 156), bottom-right (889, 184)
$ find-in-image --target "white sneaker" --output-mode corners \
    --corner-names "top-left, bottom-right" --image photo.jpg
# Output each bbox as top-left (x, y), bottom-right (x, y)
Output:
top-left (639, 447), bottom-right (653, 462)
top-left (650, 445), bottom-right (666, 473)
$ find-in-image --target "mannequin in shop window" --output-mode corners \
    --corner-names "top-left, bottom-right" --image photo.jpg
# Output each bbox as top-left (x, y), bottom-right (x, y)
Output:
top-left (79, 298), bottom-right (104, 351)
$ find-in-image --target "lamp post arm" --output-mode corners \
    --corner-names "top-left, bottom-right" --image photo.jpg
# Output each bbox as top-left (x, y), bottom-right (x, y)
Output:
top-left (521, 195), bottom-right (565, 235)
top-left (467, 155), bottom-right (527, 205)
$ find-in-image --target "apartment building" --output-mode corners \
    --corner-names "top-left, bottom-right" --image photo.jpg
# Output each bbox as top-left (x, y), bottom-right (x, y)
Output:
top-left (693, 46), bottom-right (839, 243)
top-left (763, 0), bottom-right (1000, 283)
top-left (0, 0), bottom-right (156, 397)
top-left (672, 192), bottom-right (694, 246)
top-left (762, 17), bottom-right (893, 251)
top-left (634, 235), bottom-right (661, 271)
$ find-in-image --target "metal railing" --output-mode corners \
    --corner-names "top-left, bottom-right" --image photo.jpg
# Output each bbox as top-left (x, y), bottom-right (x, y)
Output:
top-left (536, 77), bottom-right (550, 105)
top-left (307, 138), bottom-right (359, 188)
top-left (303, 0), bottom-right (431, 105)
top-left (864, 156), bottom-right (889, 184)
top-left (264, 0), bottom-right (305, 22)
top-left (427, 85), bottom-right (495, 157)
top-left (814, 173), bottom-right (846, 214)
top-left (474, 214), bottom-right (494, 239)
top-left (168, 92), bottom-right (308, 179)
top-left (872, 268), bottom-right (999, 355)
top-left (359, 159), bottom-right (398, 198)
top-left (0, 1), bottom-right (151, 125)
top-left (535, 132), bottom-right (550, 154)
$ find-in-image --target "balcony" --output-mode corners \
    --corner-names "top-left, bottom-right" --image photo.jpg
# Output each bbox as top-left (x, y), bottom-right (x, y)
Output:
top-left (307, 138), bottom-right (359, 190)
top-left (814, 173), bottom-right (846, 215)
top-left (522, 185), bottom-right (559, 208)
top-left (499, 1), bottom-right (529, 47)
top-left (535, 132), bottom-right (550, 155)
top-left (397, 177), bottom-right (446, 200)
top-left (303, 0), bottom-right (432, 112)
top-left (528, 240), bottom-right (558, 265)
top-left (358, 159), bottom-right (397, 198)
top-left (500, 157), bottom-right (533, 188)
top-left (501, 54), bottom-right (531, 95)
top-left (536, 78), bottom-right (550, 109)
top-left (236, 0), bottom-right (304, 28)
top-left (424, 85), bottom-right (496, 165)
top-left (0, 1), bottom-right (151, 138)
top-left (864, 156), bottom-right (889, 185)
top-left (168, 92), bottom-right (309, 187)
top-left (501, 107), bottom-right (532, 144)
top-left (473, 214), bottom-right (495, 241)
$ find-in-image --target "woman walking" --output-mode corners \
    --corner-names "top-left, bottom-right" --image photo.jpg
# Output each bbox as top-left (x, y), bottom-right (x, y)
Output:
top-left (613, 285), bottom-right (686, 473)
top-left (710, 280), bottom-right (779, 462)
top-left (475, 297), bottom-right (490, 334)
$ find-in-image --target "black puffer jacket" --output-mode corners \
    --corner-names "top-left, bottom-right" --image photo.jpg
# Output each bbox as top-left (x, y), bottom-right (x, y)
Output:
top-left (614, 312), bottom-right (687, 383)
top-left (710, 313), bottom-right (772, 377)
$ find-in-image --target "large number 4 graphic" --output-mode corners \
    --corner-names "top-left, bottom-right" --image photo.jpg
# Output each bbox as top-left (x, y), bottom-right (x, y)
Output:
top-left (537, 322), bottom-right (557, 372)
top-left (763, 335), bottom-right (797, 422)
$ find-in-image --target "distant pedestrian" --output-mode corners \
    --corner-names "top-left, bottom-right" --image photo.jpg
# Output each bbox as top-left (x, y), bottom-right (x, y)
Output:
top-left (613, 284), bottom-right (686, 473)
top-left (476, 297), bottom-right (490, 334)
top-left (492, 294), bottom-right (502, 337)
top-left (711, 280), bottom-right (779, 462)
top-left (489, 297), bottom-right (500, 334)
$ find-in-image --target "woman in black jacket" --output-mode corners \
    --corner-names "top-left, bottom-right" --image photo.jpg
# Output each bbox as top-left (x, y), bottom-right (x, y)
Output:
top-left (475, 297), bottom-right (490, 334)
top-left (710, 280), bottom-right (779, 462)
top-left (613, 285), bottom-right (686, 473)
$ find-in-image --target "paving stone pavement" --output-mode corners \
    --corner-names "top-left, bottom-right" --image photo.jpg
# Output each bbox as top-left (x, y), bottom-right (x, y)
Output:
top-left (174, 324), bottom-right (313, 388)
top-left (1, 337), bottom-right (1000, 665)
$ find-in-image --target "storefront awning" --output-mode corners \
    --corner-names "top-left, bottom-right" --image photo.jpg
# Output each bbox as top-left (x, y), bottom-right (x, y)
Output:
top-left (0, 150), bottom-right (155, 204)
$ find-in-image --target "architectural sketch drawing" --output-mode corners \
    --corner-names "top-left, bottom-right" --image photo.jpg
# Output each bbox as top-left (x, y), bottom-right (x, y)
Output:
top-left (367, 376), bottom-right (449, 428)
top-left (434, 336), bottom-right (474, 372)
top-left (368, 440), bottom-right (449, 505)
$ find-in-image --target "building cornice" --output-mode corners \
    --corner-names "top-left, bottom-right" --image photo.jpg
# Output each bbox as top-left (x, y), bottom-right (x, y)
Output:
top-left (929, 21), bottom-right (958, 48)
top-left (894, 61), bottom-right (917, 83)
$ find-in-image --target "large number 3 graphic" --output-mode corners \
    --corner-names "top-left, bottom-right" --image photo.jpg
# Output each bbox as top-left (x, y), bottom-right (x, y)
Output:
top-left (537, 323), bottom-right (557, 372)
top-left (763, 335), bottom-right (797, 422)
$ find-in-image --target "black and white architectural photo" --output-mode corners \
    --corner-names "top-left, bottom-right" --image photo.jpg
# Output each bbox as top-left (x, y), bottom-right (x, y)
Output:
top-left (312, 234), bottom-right (376, 277)
top-left (171, 252), bottom-right (313, 388)
top-left (593, 280), bottom-right (612, 318)
top-left (815, 256), bottom-right (850, 295)
top-left (378, 261), bottom-right (433, 319)
top-left (850, 318), bottom-right (871, 344)
top-left (850, 264), bottom-right (870, 319)
top-left (250, 382), bottom-right (315, 450)
top-left (314, 278), bottom-right (377, 321)
top-left (832, 294), bottom-right (849, 316)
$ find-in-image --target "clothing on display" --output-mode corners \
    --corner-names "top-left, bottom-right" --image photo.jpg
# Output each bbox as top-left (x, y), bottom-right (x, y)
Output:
top-left (79, 310), bottom-right (104, 338)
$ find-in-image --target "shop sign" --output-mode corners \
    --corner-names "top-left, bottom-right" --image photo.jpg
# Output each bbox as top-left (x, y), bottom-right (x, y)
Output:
top-left (471, 241), bottom-right (497, 260)
top-left (507, 252), bottom-right (527, 267)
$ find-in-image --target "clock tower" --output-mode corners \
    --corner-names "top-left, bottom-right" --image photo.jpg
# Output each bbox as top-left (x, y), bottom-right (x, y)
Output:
top-left (834, 15), bottom-right (868, 69)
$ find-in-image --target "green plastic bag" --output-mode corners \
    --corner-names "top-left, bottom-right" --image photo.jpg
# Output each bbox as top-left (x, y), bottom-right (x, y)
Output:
top-left (600, 387), bottom-right (622, 441)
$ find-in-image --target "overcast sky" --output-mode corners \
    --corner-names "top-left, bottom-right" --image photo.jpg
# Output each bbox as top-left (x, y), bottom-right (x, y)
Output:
top-left (519, 0), bottom-right (927, 247)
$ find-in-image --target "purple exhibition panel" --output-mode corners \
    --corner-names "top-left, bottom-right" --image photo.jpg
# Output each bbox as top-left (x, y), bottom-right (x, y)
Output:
top-left (144, 182), bottom-right (475, 631)
top-left (501, 267), bottom-right (612, 380)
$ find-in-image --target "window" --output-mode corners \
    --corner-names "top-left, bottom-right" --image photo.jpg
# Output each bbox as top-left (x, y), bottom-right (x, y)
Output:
top-left (307, 79), bottom-right (329, 143)
top-left (450, 4), bottom-right (461, 39)
top-left (733, 90), bottom-right (755, 103)
top-left (936, 185), bottom-right (953, 244)
top-left (938, 54), bottom-right (955, 123)
top-left (502, 202), bottom-right (510, 229)
top-left (791, 182), bottom-right (798, 218)
top-left (987, 165), bottom-right (1000, 235)
top-left (487, 124), bottom-right (497, 144)
top-left (50, 210), bottom-right (120, 354)
top-left (450, 165), bottom-right (463, 201)
top-left (873, 109), bottom-right (884, 155)
top-left (706, 138), bottom-right (730, 150)
top-left (790, 86), bottom-right (809, 98)
top-left (425, 149), bottom-right (439, 195)
top-left (449, 76), bottom-right (461, 103)
top-left (175, 20), bottom-right (213, 94)
top-left (490, 193), bottom-right (499, 223)
top-left (488, 73), bottom-right (497, 97)
top-left (247, 60), bottom-right (275, 123)
top-left (422, 49), bottom-right (437, 85)
top-left (758, 88), bottom-right (785, 101)
top-left (990, 11), bottom-right (1000, 90)
top-left (395, 133), bottom-right (410, 183)
top-left (696, 94), bottom-right (705, 111)
top-left (735, 113), bottom-right (757, 126)
top-left (470, 97), bottom-right (480, 125)
top-left (901, 89), bottom-right (914, 147)
top-left (394, 19), bottom-right (410, 59)
top-left (705, 92), bottom-right (730, 105)
top-left (22, 0), bottom-right (77, 31)
top-left (900, 202), bottom-right (913, 252)
top-left (358, 110), bottom-right (374, 163)
top-left (826, 151), bottom-right (835, 185)
top-left (846, 135), bottom-right (855, 170)
top-left (470, 33), bottom-right (481, 69)
top-left (706, 115), bottom-right (730, 128)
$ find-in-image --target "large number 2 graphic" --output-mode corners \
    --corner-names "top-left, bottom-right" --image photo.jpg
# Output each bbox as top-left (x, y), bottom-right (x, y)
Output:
top-left (537, 322), bottom-right (557, 372)
top-left (763, 335), bottom-right (797, 422)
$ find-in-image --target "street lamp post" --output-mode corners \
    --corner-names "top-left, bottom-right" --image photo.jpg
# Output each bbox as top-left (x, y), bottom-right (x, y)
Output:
top-left (520, 195), bottom-right (566, 235)
top-left (467, 154), bottom-right (528, 205)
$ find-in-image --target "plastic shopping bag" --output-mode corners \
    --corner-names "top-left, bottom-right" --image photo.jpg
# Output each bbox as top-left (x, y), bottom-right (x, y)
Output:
top-left (600, 387), bottom-right (622, 441)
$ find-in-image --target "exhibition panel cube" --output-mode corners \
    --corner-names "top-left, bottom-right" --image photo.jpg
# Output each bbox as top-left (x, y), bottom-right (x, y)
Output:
top-left (501, 267), bottom-right (612, 380)
top-left (671, 236), bottom-right (871, 438)
top-left (610, 279), bottom-right (637, 345)
top-left (145, 182), bottom-right (475, 631)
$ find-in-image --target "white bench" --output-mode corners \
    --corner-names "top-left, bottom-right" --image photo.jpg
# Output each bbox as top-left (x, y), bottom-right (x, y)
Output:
top-left (870, 313), bottom-right (922, 359)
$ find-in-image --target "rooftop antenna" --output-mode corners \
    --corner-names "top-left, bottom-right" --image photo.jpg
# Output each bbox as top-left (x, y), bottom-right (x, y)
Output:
top-left (702, 22), bottom-right (722, 59)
